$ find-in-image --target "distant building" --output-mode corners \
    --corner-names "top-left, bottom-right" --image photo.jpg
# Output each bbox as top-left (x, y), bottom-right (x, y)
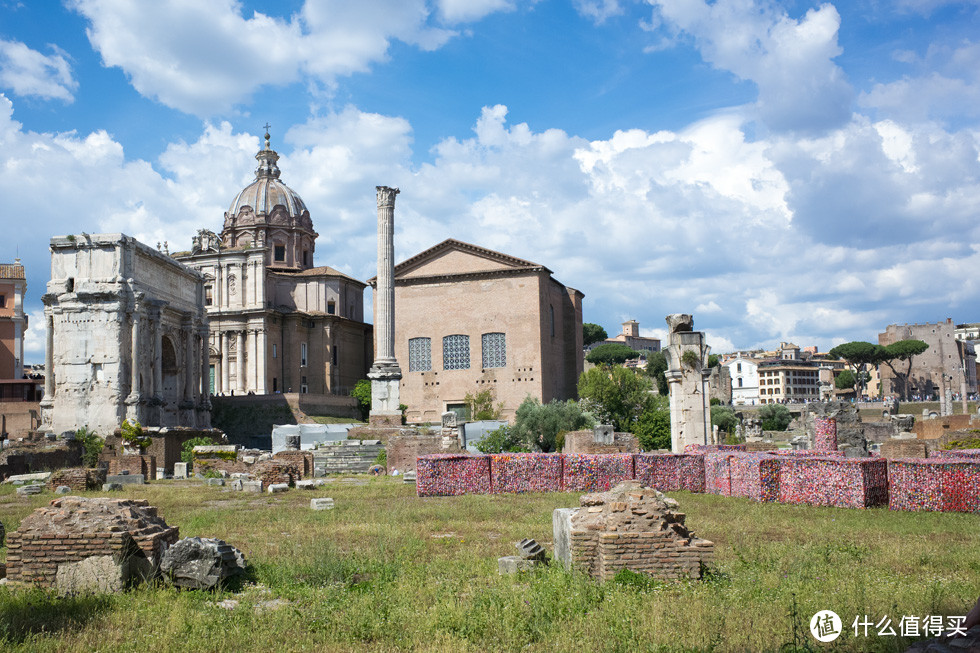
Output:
top-left (380, 239), bottom-right (584, 423)
top-left (0, 260), bottom-right (27, 380)
top-left (588, 320), bottom-right (661, 354)
top-left (723, 353), bottom-right (761, 406)
top-left (878, 319), bottom-right (977, 399)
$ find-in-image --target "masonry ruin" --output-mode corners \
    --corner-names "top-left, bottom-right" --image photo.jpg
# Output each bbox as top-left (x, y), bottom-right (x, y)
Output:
top-left (553, 480), bottom-right (714, 581)
top-left (663, 314), bottom-right (710, 453)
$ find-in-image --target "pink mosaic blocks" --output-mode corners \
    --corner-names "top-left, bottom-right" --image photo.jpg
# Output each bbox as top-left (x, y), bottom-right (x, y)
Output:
top-left (633, 454), bottom-right (706, 493)
top-left (729, 454), bottom-right (780, 503)
top-left (704, 452), bottom-right (739, 496)
top-left (778, 457), bottom-right (888, 509)
top-left (489, 453), bottom-right (564, 494)
top-left (814, 417), bottom-right (838, 451)
top-left (562, 453), bottom-right (634, 493)
top-left (932, 449), bottom-right (980, 460)
top-left (416, 454), bottom-right (491, 497)
top-left (889, 458), bottom-right (980, 513)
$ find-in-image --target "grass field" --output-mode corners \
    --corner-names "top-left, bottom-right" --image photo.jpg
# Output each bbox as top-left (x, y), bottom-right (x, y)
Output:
top-left (1, 479), bottom-right (978, 652)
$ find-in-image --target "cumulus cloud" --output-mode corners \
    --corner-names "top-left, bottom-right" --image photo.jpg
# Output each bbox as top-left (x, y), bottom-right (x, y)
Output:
top-left (66, 0), bottom-right (513, 116)
top-left (645, 0), bottom-right (853, 133)
top-left (573, 0), bottom-right (623, 24)
top-left (0, 39), bottom-right (76, 101)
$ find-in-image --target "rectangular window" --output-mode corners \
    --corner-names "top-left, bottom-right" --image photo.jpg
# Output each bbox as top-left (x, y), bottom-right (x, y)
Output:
top-left (736, 363), bottom-right (741, 373)
top-left (0, 294), bottom-right (5, 307)
top-left (272, 344), bottom-right (277, 359)
top-left (301, 342), bottom-right (307, 367)
top-left (481, 332), bottom-right (506, 368)
top-left (327, 301), bottom-right (335, 315)
top-left (409, 337), bottom-right (431, 372)
top-left (204, 285), bottom-right (213, 306)
top-left (274, 245), bottom-right (285, 261)
top-left (443, 334), bottom-right (470, 370)
top-left (332, 346), bottom-right (337, 366)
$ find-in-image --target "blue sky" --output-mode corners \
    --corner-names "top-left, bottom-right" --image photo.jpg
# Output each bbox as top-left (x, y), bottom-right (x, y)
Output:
top-left (3, 0), bottom-right (980, 363)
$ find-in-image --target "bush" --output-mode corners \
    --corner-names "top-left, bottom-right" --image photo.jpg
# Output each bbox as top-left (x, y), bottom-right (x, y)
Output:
top-left (578, 366), bottom-right (654, 432)
top-left (120, 419), bottom-right (151, 449)
top-left (464, 388), bottom-right (503, 421)
top-left (476, 426), bottom-right (529, 454)
top-left (511, 398), bottom-right (593, 453)
top-left (711, 406), bottom-right (739, 435)
top-left (645, 351), bottom-right (669, 396)
top-left (758, 404), bottom-right (792, 431)
top-left (75, 426), bottom-right (104, 467)
top-left (351, 380), bottom-right (371, 421)
top-left (633, 395), bottom-right (671, 450)
top-left (586, 343), bottom-right (640, 366)
top-left (181, 436), bottom-right (220, 469)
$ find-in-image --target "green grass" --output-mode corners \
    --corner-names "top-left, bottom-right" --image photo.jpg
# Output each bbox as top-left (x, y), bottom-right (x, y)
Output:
top-left (309, 415), bottom-right (365, 425)
top-left (1, 479), bottom-right (978, 652)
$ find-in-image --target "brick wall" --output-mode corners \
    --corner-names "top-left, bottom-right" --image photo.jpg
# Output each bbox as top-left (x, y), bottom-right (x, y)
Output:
top-left (913, 415), bottom-right (979, 439)
top-left (879, 439), bottom-right (928, 460)
top-left (273, 451), bottom-right (313, 479)
top-left (46, 468), bottom-right (106, 491)
top-left (254, 461), bottom-right (299, 487)
top-left (387, 435), bottom-right (450, 473)
top-left (108, 455), bottom-right (156, 480)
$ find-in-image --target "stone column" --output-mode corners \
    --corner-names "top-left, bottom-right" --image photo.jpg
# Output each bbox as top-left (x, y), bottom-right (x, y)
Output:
top-left (184, 323), bottom-right (195, 401)
top-left (257, 328), bottom-right (268, 394)
top-left (200, 329), bottom-right (210, 398)
top-left (367, 186), bottom-right (403, 426)
top-left (152, 311), bottom-right (163, 399)
top-left (221, 331), bottom-right (230, 394)
top-left (128, 310), bottom-right (141, 397)
top-left (44, 310), bottom-right (55, 398)
top-left (236, 330), bottom-right (246, 393)
top-left (664, 314), bottom-right (710, 453)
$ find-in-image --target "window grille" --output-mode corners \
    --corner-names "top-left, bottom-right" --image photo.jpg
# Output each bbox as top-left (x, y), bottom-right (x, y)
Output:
top-left (482, 332), bottom-right (506, 368)
top-left (408, 337), bottom-right (431, 372)
top-left (443, 335), bottom-right (470, 370)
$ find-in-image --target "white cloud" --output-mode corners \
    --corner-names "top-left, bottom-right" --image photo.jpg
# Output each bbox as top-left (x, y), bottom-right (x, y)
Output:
top-left (66, 0), bottom-right (520, 116)
top-left (0, 39), bottom-right (76, 101)
top-left (22, 309), bottom-right (45, 361)
top-left (646, 0), bottom-right (853, 133)
top-left (573, 0), bottom-right (623, 24)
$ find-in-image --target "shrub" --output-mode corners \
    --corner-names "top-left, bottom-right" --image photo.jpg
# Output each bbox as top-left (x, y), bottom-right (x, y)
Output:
top-left (120, 419), bottom-right (151, 449)
top-left (181, 436), bottom-right (220, 469)
top-left (464, 388), bottom-right (504, 421)
top-left (633, 395), bottom-right (671, 450)
top-left (711, 406), bottom-right (739, 435)
top-left (75, 426), bottom-right (104, 467)
top-left (351, 379), bottom-right (371, 420)
top-left (758, 404), bottom-right (792, 431)
top-left (578, 366), bottom-right (654, 432)
top-left (586, 343), bottom-right (640, 366)
top-left (511, 398), bottom-right (593, 453)
top-left (476, 426), bottom-right (529, 454)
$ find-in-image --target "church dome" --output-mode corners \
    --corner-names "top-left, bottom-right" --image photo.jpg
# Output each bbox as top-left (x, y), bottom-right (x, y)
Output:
top-left (227, 132), bottom-right (308, 218)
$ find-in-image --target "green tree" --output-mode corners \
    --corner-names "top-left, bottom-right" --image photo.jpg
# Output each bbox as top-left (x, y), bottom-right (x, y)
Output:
top-left (511, 397), bottom-right (593, 452)
top-left (758, 404), bottom-right (792, 431)
top-left (351, 379), bottom-right (371, 421)
top-left (181, 436), bottom-right (220, 468)
top-left (633, 395), bottom-right (671, 450)
top-left (75, 426), bottom-right (104, 467)
top-left (577, 366), bottom-right (654, 432)
top-left (878, 339), bottom-right (930, 401)
top-left (583, 323), bottom-right (608, 348)
top-left (464, 387), bottom-right (504, 421)
top-left (586, 343), bottom-right (640, 366)
top-left (835, 369), bottom-right (856, 391)
top-left (645, 351), bottom-right (669, 396)
top-left (711, 405), bottom-right (739, 435)
top-left (707, 354), bottom-right (721, 368)
top-left (828, 341), bottom-right (881, 398)
top-left (475, 426), bottom-right (529, 454)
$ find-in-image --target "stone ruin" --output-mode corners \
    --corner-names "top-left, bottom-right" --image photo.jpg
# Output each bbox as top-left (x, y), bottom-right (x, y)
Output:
top-left (803, 401), bottom-right (869, 457)
top-left (663, 314), bottom-right (711, 453)
top-left (4, 497), bottom-right (178, 593)
top-left (553, 480), bottom-right (714, 582)
top-left (159, 537), bottom-right (246, 590)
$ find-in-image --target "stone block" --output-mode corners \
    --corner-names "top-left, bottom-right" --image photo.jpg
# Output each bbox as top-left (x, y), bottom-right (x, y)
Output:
top-left (242, 481), bottom-right (263, 493)
top-left (310, 498), bottom-right (335, 510)
top-left (16, 484), bottom-right (43, 496)
top-left (242, 455), bottom-right (257, 464)
top-left (593, 424), bottom-right (615, 445)
top-left (102, 483), bottom-right (123, 491)
top-left (267, 483), bottom-right (289, 493)
top-left (552, 508), bottom-right (576, 570)
top-left (56, 554), bottom-right (142, 595)
top-left (498, 556), bottom-right (537, 574)
top-left (229, 479), bottom-right (243, 491)
top-left (160, 537), bottom-right (247, 590)
top-left (4, 472), bottom-right (52, 485)
top-left (516, 538), bottom-right (547, 561)
top-left (403, 471), bottom-right (417, 484)
top-left (55, 486), bottom-right (72, 495)
top-left (107, 474), bottom-right (145, 485)
top-left (295, 480), bottom-right (316, 490)
top-left (173, 463), bottom-right (188, 479)
top-left (205, 478), bottom-right (225, 486)
top-left (193, 445), bottom-right (238, 455)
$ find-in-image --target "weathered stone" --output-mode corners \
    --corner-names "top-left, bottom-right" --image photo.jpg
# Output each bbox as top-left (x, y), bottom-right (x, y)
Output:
top-left (664, 314), bottom-right (710, 453)
top-left (102, 482), bottom-right (123, 491)
top-left (498, 556), bottom-right (537, 574)
top-left (552, 508), bottom-right (576, 570)
top-left (295, 480), bottom-right (316, 489)
top-left (242, 455), bottom-right (257, 464)
top-left (107, 473), bottom-right (145, 485)
top-left (403, 471), bottom-right (417, 484)
top-left (283, 434), bottom-right (301, 451)
top-left (593, 425), bottom-right (614, 445)
top-left (173, 462), bottom-right (189, 479)
top-left (160, 537), bottom-right (247, 590)
top-left (310, 498), bottom-right (334, 510)
top-left (16, 484), bottom-right (43, 496)
top-left (205, 478), bottom-right (225, 486)
top-left (55, 552), bottom-right (153, 595)
top-left (3, 472), bottom-right (52, 485)
top-left (242, 481), bottom-right (263, 493)
top-left (267, 483), bottom-right (289, 493)
top-left (229, 479), bottom-right (243, 491)
top-left (55, 485), bottom-right (72, 495)
top-left (516, 538), bottom-right (547, 561)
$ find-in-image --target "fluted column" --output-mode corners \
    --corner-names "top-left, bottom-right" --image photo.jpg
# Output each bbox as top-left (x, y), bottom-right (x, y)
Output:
top-left (152, 312), bottom-right (163, 398)
top-left (373, 186), bottom-right (398, 366)
top-left (184, 323), bottom-right (195, 401)
top-left (200, 330), bottom-right (210, 397)
top-left (236, 330), bottom-right (246, 392)
top-left (257, 328), bottom-right (268, 393)
top-left (44, 310), bottom-right (55, 398)
top-left (221, 332), bottom-right (229, 394)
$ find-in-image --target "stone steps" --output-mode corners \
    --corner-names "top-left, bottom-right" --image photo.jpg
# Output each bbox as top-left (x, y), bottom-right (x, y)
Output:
top-left (312, 444), bottom-right (383, 475)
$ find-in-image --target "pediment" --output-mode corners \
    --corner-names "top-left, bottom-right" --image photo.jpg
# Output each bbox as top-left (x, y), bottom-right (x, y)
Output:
top-left (394, 239), bottom-right (546, 280)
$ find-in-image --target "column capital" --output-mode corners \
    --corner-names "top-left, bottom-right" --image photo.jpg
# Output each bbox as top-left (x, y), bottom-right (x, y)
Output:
top-left (376, 185), bottom-right (400, 208)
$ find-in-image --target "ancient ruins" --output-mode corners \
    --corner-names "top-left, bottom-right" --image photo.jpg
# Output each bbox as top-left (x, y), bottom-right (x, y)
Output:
top-left (663, 314), bottom-right (711, 453)
top-left (367, 186), bottom-right (403, 427)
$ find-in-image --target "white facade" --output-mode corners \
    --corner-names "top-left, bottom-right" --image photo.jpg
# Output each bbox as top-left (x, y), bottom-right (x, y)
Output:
top-left (40, 234), bottom-right (210, 436)
top-left (723, 353), bottom-right (760, 406)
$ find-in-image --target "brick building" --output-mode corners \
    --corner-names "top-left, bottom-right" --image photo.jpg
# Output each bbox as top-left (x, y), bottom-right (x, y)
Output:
top-left (0, 259), bottom-right (27, 380)
top-left (878, 319), bottom-right (977, 399)
top-left (378, 239), bottom-right (584, 423)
